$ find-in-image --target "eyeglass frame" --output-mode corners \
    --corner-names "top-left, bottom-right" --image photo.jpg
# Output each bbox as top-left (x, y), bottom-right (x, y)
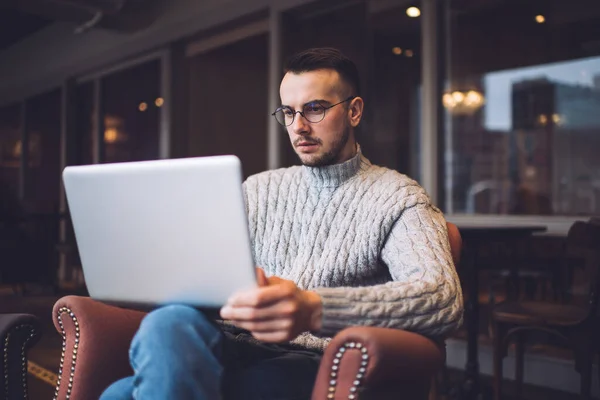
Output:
top-left (271, 95), bottom-right (357, 127)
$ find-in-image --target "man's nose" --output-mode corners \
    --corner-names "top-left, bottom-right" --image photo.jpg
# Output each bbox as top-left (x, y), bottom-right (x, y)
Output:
top-left (291, 112), bottom-right (310, 135)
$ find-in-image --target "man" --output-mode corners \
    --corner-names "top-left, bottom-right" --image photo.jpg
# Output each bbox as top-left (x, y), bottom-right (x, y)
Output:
top-left (101, 47), bottom-right (463, 400)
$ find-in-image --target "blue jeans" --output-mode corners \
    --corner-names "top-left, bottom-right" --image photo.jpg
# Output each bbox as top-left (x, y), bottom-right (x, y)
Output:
top-left (100, 305), bottom-right (322, 400)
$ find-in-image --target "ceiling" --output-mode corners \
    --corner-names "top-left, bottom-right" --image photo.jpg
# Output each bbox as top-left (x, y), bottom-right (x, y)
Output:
top-left (0, 0), bottom-right (163, 52)
top-left (0, 8), bottom-right (51, 51)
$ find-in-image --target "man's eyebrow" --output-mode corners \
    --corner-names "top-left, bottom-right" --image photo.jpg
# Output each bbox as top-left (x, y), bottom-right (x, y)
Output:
top-left (305, 99), bottom-right (329, 105)
top-left (279, 99), bottom-right (330, 109)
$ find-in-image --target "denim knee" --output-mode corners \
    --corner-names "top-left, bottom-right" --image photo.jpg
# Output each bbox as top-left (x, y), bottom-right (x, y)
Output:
top-left (133, 304), bottom-right (221, 349)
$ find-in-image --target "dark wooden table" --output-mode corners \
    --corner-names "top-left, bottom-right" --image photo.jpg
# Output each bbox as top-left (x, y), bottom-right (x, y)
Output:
top-left (456, 225), bottom-right (548, 400)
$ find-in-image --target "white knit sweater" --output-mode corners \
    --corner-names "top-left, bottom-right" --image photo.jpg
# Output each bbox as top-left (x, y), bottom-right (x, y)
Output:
top-left (242, 148), bottom-right (463, 351)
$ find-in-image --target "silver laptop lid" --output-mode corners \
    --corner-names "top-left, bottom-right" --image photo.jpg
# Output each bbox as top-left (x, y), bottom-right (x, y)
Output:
top-left (63, 155), bottom-right (256, 308)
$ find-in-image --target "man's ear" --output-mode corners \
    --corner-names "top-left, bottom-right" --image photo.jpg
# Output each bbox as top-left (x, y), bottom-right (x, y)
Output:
top-left (348, 97), bottom-right (364, 127)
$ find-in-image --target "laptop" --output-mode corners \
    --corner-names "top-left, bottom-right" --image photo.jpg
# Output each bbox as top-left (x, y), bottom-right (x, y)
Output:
top-left (62, 155), bottom-right (257, 310)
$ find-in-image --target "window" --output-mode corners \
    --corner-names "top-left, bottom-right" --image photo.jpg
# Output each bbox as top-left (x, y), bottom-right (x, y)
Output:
top-left (446, 0), bottom-right (600, 216)
top-left (101, 59), bottom-right (162, 163)
top-left (26, 89), bottom-right (61, 214)
top-left (75, 82), bottom-right (94, 165)
top-left (368, 1), bottom-right (422, 175)
top-left (0, 103), bottom-right (22, 216)
top-left (187, 31), bottom-right (269, 178)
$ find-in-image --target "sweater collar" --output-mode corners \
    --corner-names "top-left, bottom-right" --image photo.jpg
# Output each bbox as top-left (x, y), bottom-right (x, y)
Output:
top-left (302, 144), bottom-right (369, 188)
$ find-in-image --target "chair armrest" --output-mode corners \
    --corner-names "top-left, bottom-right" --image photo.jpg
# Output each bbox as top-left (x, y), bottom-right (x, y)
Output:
top-left (52, 296), bottom-right (146, 400)
top-left (0, 313), bottom-right (42, 399)
top-left (311, 327), bottom-right (444, 400)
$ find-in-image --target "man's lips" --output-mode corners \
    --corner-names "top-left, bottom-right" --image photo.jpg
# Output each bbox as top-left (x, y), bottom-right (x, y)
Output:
top-left (295, 141), bottom-right (320, 153)
top-left (294, 138), bottom-right (321, 147)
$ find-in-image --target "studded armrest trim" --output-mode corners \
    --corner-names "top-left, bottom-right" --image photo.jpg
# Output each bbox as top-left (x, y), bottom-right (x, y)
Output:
top-left (53, 307), bottom-right (79, 400)
top-left (2, 324), bottom-right (39, 399)
top-left (326, 341), bottom-right (369, 400)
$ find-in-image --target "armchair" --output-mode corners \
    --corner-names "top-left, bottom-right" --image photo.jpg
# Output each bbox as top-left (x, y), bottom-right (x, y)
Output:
top-left (52, 222), bottom-right (462, 400)
top-left (0, 313), bottom-right (42, 400)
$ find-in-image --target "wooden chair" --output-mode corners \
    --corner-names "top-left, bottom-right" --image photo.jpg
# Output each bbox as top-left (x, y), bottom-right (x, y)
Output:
top-left (491, 220), bottom-right (600, 400)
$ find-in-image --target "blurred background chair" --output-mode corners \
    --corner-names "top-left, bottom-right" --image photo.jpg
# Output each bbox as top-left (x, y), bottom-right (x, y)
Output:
top-left (491, 220), bottom-right (600, 400)
top-left (0, 313), bottom-right (42, 400)
top-left (50, 223), bottom-right (462, 400)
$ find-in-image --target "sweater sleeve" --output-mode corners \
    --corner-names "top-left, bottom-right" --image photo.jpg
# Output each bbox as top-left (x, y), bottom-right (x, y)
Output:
top-left (312, 204), bottom-right (464, 338)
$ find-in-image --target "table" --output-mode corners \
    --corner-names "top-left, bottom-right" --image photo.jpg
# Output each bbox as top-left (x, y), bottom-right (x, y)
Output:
top-left (456, 225), bottom-right (547, 400)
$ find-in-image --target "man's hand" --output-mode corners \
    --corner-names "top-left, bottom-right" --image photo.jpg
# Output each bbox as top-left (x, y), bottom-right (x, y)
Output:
top-left (220, 268), bottom-right (322, 343)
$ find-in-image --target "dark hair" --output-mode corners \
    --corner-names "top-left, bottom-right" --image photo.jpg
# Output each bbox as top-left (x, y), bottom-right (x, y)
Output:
top-left (284, 47), bottom-right (361, 96)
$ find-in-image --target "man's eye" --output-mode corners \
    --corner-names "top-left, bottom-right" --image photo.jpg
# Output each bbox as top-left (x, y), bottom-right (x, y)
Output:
top-left (282, 109), bottom-right (294, 116)
top-left (305, 104), bottom-right (324, 113)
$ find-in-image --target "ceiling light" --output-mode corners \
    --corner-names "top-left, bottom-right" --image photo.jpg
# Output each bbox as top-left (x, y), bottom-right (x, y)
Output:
top-left (535, 14), bottom-right (545, 23)
top-left (406, 7), bottom-right (421, 18)
top-left (392, 47), bottom-right (403, 55)
top-left (138, 102), bottom-right (148, 112)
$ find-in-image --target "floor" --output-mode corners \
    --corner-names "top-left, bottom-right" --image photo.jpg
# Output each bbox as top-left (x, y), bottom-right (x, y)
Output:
top-left (0, 288), bottom-right (595, 400)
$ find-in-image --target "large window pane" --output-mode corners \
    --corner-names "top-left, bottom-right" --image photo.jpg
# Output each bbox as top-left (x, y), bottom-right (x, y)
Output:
top-left (76, 82), bottom-right (94, 165)
top-left (187, 33), bottom-right (268, 178)
top-left (446, 0), bottom-right (600, 216)
top-left (369, 1), bottom-right (422, 175)
top-left (0, 103), bottom-right (21, 217)
top-left (101, 59), bottom-right (161, 163)
top-left (26, 88), bottom-right (61, 214)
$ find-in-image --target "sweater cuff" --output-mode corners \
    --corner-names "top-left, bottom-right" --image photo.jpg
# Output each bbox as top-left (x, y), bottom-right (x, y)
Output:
top-left (313, 287), bottom-right (356, 337)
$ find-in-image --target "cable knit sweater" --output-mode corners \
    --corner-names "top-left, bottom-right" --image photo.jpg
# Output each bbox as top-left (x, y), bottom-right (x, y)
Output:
top-left (242, 147), bottom-right (463, 351)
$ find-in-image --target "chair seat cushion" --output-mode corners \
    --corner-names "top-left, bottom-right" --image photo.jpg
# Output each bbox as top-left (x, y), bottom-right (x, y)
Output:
top-left (492, 301), bottom-right (588, 326)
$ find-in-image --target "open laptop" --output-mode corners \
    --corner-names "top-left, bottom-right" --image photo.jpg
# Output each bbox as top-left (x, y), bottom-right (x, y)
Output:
top-left (62, 155), bottom-right (257, 310)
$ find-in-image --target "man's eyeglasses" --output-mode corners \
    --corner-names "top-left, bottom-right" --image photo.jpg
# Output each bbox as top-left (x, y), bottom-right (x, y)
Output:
top-left (271, 96), bottom-right (356, 127)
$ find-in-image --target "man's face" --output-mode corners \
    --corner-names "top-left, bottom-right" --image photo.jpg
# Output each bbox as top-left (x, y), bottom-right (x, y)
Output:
top-left (279, 69), bottom-right (362, 167)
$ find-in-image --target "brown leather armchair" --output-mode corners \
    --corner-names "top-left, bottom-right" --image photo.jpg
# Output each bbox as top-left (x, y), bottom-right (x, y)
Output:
top-left (0, 313), bottom-right (42, 400)
top-left (51, 222), bottom-right (462, 400)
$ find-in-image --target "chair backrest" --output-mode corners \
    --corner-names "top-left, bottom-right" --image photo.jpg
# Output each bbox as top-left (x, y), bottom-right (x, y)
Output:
top-left (446, 222), bottom-right (462, 266)
top-left (562, 220), bottom-right (600, 316)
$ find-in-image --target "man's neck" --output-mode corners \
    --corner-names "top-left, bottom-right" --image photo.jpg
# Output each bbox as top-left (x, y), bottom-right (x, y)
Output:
top-left (302, 144), bottom-right (367, 188)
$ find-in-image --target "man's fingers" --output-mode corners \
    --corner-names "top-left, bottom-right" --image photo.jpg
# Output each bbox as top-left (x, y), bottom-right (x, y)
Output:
top-left (226, 282), bottom-right (294, 307)
top-left (266, 275), bottom-right (284, 285)
top-left (220, 300), bottom-right (297, 320)
top-left (255, 267), bottom-right (268, 286)
top-left (220, 306), bottom-right (269, 321)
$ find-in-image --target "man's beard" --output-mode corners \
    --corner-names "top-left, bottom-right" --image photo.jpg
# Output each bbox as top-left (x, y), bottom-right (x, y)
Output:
top-left (296, 127), bottom-right (351, 167)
